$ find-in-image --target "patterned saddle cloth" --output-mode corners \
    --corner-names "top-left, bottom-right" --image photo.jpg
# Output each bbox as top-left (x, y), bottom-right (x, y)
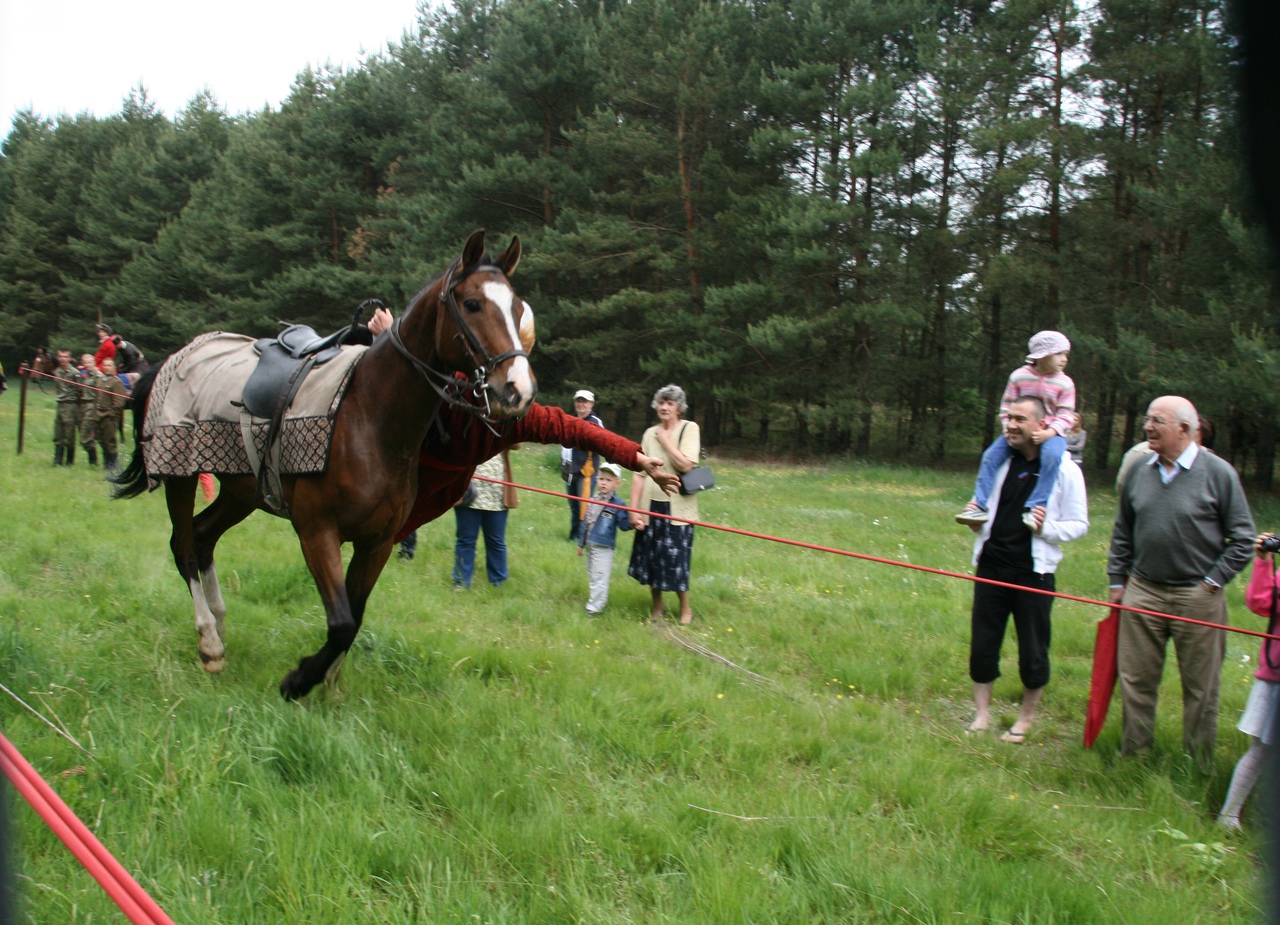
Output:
top-left (142, 331), bottom-right (367, 487)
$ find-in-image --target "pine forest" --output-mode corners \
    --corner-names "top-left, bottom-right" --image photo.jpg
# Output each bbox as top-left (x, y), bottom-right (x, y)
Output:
top-left (1, 0), bottom-right (1274, 478)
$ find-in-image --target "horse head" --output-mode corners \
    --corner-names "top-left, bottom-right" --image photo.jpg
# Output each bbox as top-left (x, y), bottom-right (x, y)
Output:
top-left (389, 230), bottom-right (538, 421)
top-left (434, 230), bottom-right (537, 420)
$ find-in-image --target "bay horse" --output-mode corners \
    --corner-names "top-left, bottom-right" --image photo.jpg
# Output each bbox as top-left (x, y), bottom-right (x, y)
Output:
top-left (27, 349), bottom-right (54, 391)
top-left (114, 231), bottom-right (536, 700)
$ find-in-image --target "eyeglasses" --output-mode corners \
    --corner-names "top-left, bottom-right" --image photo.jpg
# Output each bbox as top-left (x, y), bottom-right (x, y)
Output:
top-left (1142, 415), bottom-right (1171, 427)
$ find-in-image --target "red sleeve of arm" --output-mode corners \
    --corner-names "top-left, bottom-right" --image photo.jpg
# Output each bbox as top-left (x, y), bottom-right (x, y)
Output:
top-left (510, 404), bottom-right (640, 469)
top-left (1245, 558), bottom-right (1276, 618)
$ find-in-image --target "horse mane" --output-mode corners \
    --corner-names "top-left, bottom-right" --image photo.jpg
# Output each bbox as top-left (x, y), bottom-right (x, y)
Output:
top-left (111, 361), bottom-right (164, 499)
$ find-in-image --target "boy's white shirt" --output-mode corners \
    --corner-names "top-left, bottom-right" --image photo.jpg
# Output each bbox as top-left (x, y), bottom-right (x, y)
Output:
top-left (972, 455), bottom-right (1089, 574)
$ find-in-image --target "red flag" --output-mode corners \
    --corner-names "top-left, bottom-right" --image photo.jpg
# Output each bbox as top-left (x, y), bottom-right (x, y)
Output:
top-left (1084, 607), bottom-right (1121, 748)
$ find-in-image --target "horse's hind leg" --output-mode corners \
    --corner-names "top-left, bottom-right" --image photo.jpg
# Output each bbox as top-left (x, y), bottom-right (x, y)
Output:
top-left (165, 477), bottom-right (226, 672)
top-left (191, 481), bottom-right (256, 639)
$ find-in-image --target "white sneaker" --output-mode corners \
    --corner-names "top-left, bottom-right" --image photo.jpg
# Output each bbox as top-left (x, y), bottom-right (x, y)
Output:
top-left (955, 507), bottom-right (989, 525)
top-left (1022, 511), bottom-right (1040, 532)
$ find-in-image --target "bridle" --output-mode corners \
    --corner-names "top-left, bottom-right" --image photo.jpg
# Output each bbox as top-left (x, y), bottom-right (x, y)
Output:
top-left (387, 258), bottom-right (530, 425)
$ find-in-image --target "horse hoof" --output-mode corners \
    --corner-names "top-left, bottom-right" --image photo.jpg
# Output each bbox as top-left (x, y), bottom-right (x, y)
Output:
top-left (199, 652), bottom-right (225, 673)
top-left (280, 671), bottom-right (309, 701)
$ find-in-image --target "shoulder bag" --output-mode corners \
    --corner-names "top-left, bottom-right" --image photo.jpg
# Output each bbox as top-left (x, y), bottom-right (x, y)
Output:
top-left (674, 423), bottom-right (715, 495)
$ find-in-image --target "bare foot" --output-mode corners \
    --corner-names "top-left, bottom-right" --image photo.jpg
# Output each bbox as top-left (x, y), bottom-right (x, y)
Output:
top-left (679, 611), bottom-right (693, 626)
top-left (651, 610), bottom-right (665, 624)
top-left (966, 718), bottom-right (989, 735)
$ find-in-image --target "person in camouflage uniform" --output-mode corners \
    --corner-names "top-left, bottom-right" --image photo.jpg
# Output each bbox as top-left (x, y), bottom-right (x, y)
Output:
top-left (77, 353), bottom-right (102, 466)
top-left (95, 358), bottom-right (128, 473)
top-left (51, 349), bottom-right (81, 466)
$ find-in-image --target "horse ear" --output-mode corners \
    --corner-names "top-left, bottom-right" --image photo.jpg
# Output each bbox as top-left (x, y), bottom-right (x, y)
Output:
top-left (461, 229), bottom-right (486, 268)
top-left (494, 236), bottom-right (522, 276)
top-left (518, 300), bottom-right (536, 353)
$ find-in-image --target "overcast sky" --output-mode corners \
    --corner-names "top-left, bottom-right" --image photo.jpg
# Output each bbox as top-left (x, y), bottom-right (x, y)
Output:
top-left (0, 0), bottom-right (426, 135)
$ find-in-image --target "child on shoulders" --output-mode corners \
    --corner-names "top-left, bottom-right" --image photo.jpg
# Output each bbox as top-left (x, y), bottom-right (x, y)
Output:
top-left (957, 331), bottom-right (1076, 532)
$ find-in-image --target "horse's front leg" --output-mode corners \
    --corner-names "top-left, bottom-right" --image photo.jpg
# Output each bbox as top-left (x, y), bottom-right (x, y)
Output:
top-left (280, 528), bottom-right (358, 701)
top-left (319, 540), bottom-right (397, 689)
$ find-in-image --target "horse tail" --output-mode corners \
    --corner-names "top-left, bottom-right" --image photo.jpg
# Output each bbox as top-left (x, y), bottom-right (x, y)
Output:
top-left (112, 360), bottom-right (163, 500)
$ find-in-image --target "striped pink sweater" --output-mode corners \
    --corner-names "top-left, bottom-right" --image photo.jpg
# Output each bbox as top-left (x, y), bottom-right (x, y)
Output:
top-left (1000, 365), bottom-right (1077, 435)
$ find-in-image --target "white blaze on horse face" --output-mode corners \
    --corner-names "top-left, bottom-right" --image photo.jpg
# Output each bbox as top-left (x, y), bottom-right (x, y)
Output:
top-left (483, 280), bottom-right (534, 404)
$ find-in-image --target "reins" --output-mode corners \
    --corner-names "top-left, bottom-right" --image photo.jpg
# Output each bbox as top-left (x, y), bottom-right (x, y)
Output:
top-left (385, 258), bottom-right (529, 427)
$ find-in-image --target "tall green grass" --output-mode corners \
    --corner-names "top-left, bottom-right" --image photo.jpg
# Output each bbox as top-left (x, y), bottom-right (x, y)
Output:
top-left (1, 389), bottom-right (1274, 923)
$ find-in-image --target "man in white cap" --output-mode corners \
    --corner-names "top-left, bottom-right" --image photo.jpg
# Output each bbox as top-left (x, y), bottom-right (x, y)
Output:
top-left (563, 389), bottom-right (604, 541)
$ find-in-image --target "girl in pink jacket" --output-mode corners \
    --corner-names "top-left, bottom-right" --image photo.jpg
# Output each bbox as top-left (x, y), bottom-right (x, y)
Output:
top-left (1219, 533), bottom-right (1280, 830)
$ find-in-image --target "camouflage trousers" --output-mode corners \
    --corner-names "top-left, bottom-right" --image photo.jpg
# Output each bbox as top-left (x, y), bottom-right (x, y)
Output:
top-left (77, 404), bottom-right (97, 447)
top-left (54, 403), bottom-right (79, 448)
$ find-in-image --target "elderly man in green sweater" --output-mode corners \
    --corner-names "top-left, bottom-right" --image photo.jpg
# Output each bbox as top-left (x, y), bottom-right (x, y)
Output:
top-left (1108, 395), bottom-right (1256, 770)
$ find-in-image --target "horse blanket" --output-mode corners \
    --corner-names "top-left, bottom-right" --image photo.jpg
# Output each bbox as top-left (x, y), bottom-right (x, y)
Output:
top-left (142, 332), bottom-right (366, 487)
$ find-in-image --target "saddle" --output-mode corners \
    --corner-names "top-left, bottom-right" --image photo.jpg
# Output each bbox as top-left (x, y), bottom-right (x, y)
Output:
top-left (240, 304), bottom-right (379, 513)
top-left (243, 325), bottom-right (349, 418)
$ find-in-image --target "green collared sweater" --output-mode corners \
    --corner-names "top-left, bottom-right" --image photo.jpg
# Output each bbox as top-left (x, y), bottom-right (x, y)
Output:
top-left (1107, 450), bottom-right (1255, 589)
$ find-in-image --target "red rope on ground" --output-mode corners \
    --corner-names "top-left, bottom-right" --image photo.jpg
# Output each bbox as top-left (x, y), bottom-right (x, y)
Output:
top-left (0, 732), bottom-right (174, 925)
top-left (479, 476), bottom-right (1280, 643)
top-left (24, 366), bottom-right (130, 398)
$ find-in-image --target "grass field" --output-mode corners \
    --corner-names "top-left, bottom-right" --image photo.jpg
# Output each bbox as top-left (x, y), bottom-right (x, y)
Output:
top-left (2, 387), bottom-right (1277, 923)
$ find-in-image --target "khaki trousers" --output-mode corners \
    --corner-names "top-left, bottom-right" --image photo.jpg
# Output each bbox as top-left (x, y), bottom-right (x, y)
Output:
top-left (583, 543), bottom-right (614, 615)
top-left (97, 412), bottom-right (120, 455)
top-left (1118, 576), bottom-right (1228, 769)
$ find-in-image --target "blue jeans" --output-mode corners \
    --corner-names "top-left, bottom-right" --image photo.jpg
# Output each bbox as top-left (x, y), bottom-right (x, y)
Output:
top-left (973, 434), bottom-right (1064, 511)
top-left (453, 507), bottom-right (508, 588)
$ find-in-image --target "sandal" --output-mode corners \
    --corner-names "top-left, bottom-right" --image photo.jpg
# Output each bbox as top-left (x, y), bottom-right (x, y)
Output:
top-left (1000, 729), bottom-right (1028, 744)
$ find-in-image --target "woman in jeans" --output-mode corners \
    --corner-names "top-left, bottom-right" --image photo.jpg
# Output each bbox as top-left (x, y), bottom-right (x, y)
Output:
top-left (453, 452), bottom-right (517, 589)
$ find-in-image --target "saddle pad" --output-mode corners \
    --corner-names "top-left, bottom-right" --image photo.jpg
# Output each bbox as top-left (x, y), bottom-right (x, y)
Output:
top-left (143, 331), bottom-right (367, 484)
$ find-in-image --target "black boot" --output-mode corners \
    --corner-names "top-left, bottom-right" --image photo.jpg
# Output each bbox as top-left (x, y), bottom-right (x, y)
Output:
top-left (86, 446), bottom-right (98, 466)
top-left (105, 452), bottom-right (118, 473)
top-left (53, 446), bottom-right (65, 466)
top-left (66, 444), bottom-right (75, 466)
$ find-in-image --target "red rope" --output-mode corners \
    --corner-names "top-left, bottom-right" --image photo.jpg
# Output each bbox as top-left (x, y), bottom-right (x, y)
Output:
top-left (24, 366), bottom-right (129, 399)
top-left (478, 476), bottom-right (1280, 643)
top-left (0, 732), bottom-right (174, 925)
